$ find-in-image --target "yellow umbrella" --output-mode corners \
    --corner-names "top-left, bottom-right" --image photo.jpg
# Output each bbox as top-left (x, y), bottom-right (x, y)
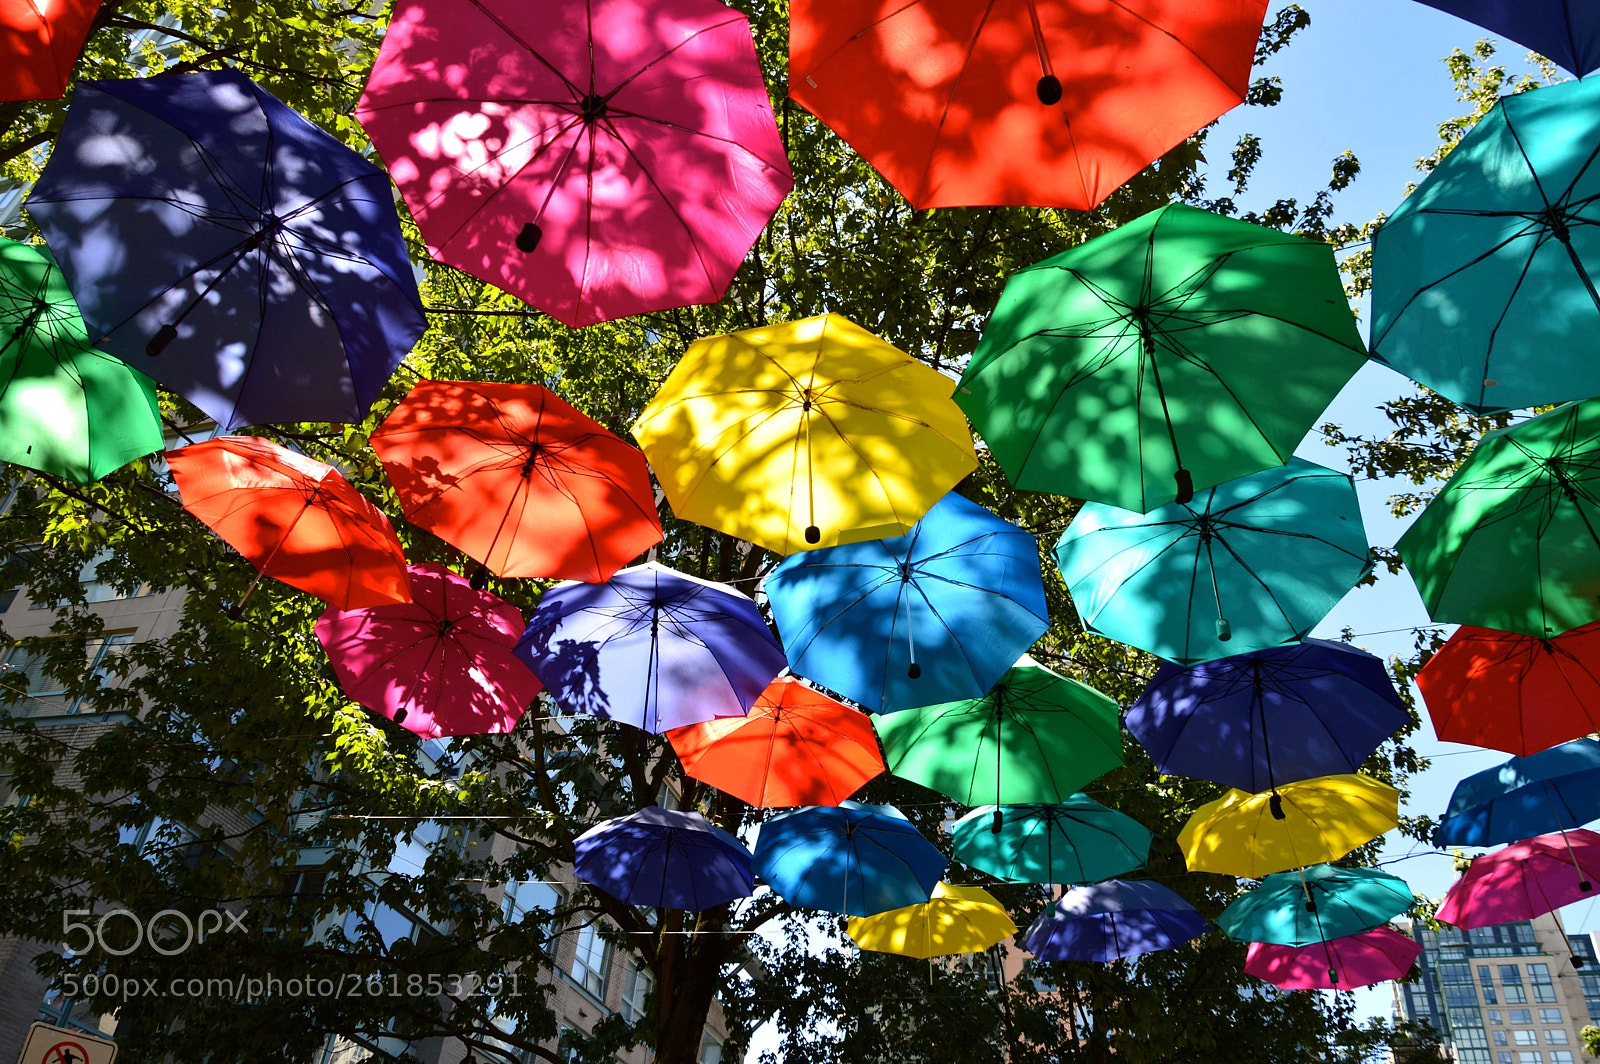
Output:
top-left (846, 881), bottom-right (1017, 959)
top-left (1178, 774), bottom-right (1399, 879)
top-left (632, 314), bottom-right (978, 556)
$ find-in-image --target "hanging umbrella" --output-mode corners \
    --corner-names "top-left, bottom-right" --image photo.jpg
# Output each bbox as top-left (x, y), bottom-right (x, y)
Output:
top-left (26, 70), bottom-right (426, 431)
top-left (958, 203), bottom-right (1365, 512)
top-left (847, 882), bottom-right (1017, 960)
top-left (1413, 2), bottom-right (1600, 76)
top-left (1055, 458), bottom-right (1370, 664)
top-left (1216, 864), bottom-right (1413, 947)
top-left (1, 0), bottom-right (100, 101)
top-left (764, 492), bottom-right (1050, 714)
top-left (665, 676), bottom-right (885, 808)
top-left (1177, 775), bottom-right (1400, 879)
top-left (873, 657), bottom-right (1123, 813)
top-left (633, 314), bottom-right (978, 556)
top-left (1372, 76), bottom-right (1600, 411)
top-left (1397, 400), bottom-right (1600, 637)
top-left (1434, 738), bottom-right (1600, 847)
top-left (789, 2), bottom-right (1266, 210)
top-left (1127, 639), bottom-right (1406, 794)
top-left (1020, 880), bottom-right (1209, 963)
top-left (315, 562), bottom-right (543, 738)
top-left (167, 435), bottom-right (412, 611)
top-left (0, 237), bottom-right (162, 484)
top-left (514, 561), bottom-right (785, 733)
top-left (573, 807), bottom-right (753, 912)
top-left (1436, 830), bottom-right (1600, 931)
top-left (950, 797), bottom-right (1151, 885)
top-left (357, 0), bottom-right (791, 328)
top-left (752, 800), bottom-right (946, 917)
top-left (370, 379), bottom-right (662, 583)
top-left (1245, 926), bottom-right (1421, 991)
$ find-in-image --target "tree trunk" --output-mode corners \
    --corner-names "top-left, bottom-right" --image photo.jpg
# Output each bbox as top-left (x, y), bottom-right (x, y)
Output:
top-left (653, 912), bottom-right (728, 1064)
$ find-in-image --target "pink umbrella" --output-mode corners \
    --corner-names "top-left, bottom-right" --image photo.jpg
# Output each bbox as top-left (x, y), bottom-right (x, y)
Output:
top-left (356, 0), bottom-right (792, 328)
top-left (1245, 927), bottom-right (1421, 991)
top-left (316, 562), bottom-right (543, 738)
top-left (1437, 829), bottom-right (1600, 931)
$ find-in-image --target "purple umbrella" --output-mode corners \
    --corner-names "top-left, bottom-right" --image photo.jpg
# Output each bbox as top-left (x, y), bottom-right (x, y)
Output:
top-left (574, 807), bottom-right (753, 912)
top-left (514, 562), bottom-right (786, 733)
top-left (1021, 880), bottom-right (1209, 963)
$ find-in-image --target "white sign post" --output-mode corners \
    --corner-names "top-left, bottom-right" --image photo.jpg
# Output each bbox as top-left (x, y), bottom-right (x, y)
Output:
top-left (14, 1023), bottom-right (117, 1064)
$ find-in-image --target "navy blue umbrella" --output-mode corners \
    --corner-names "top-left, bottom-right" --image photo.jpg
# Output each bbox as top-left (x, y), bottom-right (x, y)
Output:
top-left (574, 807), bottom-right (754, 912)
top-left (752, 801), bottom-right (946, 917)
top-left (1415, 2), bottom-right (1600, 77)
top-left (1020, 880), bottom-right (1208, 963)
top-left (1126, 639), bottom-right (1408, 796)
top-left (1436, 738), bottom-right (1600, 847)
top-left (27, 71), bottom-right (426, 430)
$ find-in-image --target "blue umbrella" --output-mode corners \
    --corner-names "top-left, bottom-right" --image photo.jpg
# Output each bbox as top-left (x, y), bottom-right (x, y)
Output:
top-left (763, 492), bottom-right (1049, 713)
top-left (26, 71), bottom-right (426, 430)
top-left (1020, 880), bottom-right (1208, 963)
top-left (1435, 738), bottom-right (1600, 847)
top-left (1126, 639), bottom-right (1408, 795)
top-left (752, 800), bottom-right (946, 917)
top-left (573, 807), bottom-right (753, 912)
top-left (1414, 2), bottom-right (1600, 77)
top-left (515, 562), bottom-right (786, 734)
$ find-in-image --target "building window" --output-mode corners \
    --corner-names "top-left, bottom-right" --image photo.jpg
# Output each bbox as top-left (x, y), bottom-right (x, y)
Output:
top-left (1514, 1031), bottom-right (1537, 1046)
top-left (1516, 1054), bottom-right (1542, 1064)
top-left (621, 964), bottom-right (653, 1024)
top-left (1490, 1011), bottom-right (1503, 1024)
top-left (0, 633), bottom-right (134, 716)
top-left (1510, 1010), bottom-right (1533, 1025)
top-left (1528, 964), bottom-right (1556, 1004)
top-left (503, 879), bottom-right (562, 956)
top-left (1479, 965), bottom-right (1500, 1004)
top-left (1447, 986), bottom-right (1480, 1008)
top-left (1544, 1031), bottom-right (1567, 1045)
top-left (699, 1029), bottom-right (724, 1064)
top-left (1458, 1052), bottom-right (1492, 1064)
top-left (570, 925), bottom-right (611, 1000)
top-left (1549, 1053), bottom-right (1573, 1064)
top-left (1495, 1032), bottom-right (1509, 1046)
top-left (29, 550), bottom-right (149, 608)
top-left (1459, 1028), bottom-right (1490, 1049)
top-left (1499, 1054), bottom-right (1512, 1064)
top-left (1441, 963), bottom-right (1473, 984)
top-left (1538, 1009), bottom-right (1561, 1025)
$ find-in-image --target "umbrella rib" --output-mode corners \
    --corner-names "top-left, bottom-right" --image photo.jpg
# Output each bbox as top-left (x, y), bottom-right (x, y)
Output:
top-left (601, 123), bottom-right (720, 291)
top-left (459, 0), bottom-right (585, 98)
top-left (426, 116), bottom-right (588, 253)
top-left (917, 0), bottom-right (1000, 206)
top-left (1103, 0), bottom-right (1244, 97)
top-left (599, 14), bottom-right (752, 101)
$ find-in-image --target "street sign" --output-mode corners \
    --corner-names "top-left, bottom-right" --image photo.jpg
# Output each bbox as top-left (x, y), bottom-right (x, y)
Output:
top-left (14, 1023), bottom-right (117, 1064)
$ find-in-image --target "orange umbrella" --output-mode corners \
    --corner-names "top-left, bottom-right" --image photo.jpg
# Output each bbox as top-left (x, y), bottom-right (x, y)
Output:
top-left (371, 379), bottom-right (662, 583)
top-left (167, 436), bottom-right (412, 611)
top-left (666, 677), bottom-right (885, 807)
top-left (788, 0), bottom-right (1268, 209)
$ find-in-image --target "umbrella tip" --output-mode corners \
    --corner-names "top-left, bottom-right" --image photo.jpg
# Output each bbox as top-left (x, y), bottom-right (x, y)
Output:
top-left (516, 222), bottom-right (543, 253)
top-left (1174, 468), bottom-right (1194, 505)
top-left (1215, 617), bottom-right (1232, 642)
top-left (393, 707), bottom-right (408, 725)
top-left (992, 809), bottom-right (1003, 834)
top-left (224, 603), bottom-right (244, 622)
top-left (1035, 75), bottom-right (1062, 105)
top-left (146, 323), bottom-right (177, 357)
top-left (1574, 954), bottom-right (1587, 969)
top-left (1583, 880), bottom-right (1594, 893)
top-left (469, 564), bottom-right (489, 590)
top-left (908, 663), bottom-right (922, 679)
top-left (804, 525), bottom-right (821, 544)
top-left (1269, 792), bottom-right (1286, 820)
top-left (1328, 967), bottom-right (1339, 985)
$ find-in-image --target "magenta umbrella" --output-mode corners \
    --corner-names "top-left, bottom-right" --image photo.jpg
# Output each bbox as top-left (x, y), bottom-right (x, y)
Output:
top-left (1436, 829), bottom-right (1600, 932)
top-left (356, 0), bottom-right (793, 328)
top-left (1245, 927), bottom-right (1420, 991)
top-left (316, 562), bottom-right (544, 738)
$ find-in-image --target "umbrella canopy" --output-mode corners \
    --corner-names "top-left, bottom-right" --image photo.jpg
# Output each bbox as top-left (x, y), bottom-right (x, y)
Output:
top-left (666, 676), bottom-right (885, 808)
top-left (514, 562), bottom-right (785, 733)
top-left (1417, 621), bottom-right (1600, 756)
top-left (1434, 738), bottom-right (1600, 847)
top-left (752, 800), bottom-right (946, 917)
top-left (633, 314), bottom-right (978, 556)
top-left (847, 882), bottom-right (1017, 960)
top-left (573, 807), bottom-right (753, 912)
top-left (873, 658), bottom-right (1123, 808)
top-left (1396, 399), bottom-right (1600, 637)
top-left (1, 0), bottom-right (100, 102)
top-left (167, 435), bottom-right (412, 611)
top-left (1372, 75), bottom-right (1600, 411)
top-left (1414, 2), bottom-right (1600, 76)
top-left (958, 203), bottom-right (1365, 512)
top-left (1216, 864), bottom-right (1413, 947)
top-left (371, 379), bottom-right (662, 583)
top-left (315, 563), bottom-right (543, 738)
top-left (950, 797), bottom-right (1151, 885)
top-left (789, 1), bottom-right (1266, 210)
top-left (0, 237), bottom-right (162, 484)
top-left (1126, 639), bottom-right (1408, 793)
top-left (764, 492), bottom-right (1050, 713)
top-left (1245, 927), bottom-right (1421, 991)
top-left (1055, 458), bottom-right (1370, 664)
top-left (357, 0), bottom-right (791, 328)
top-left (1020, 880), bottom-right (1208, 963)
top-left (1178, 775), bottom-right (1400, 879)
top-left (1437, 830), bottom-right (1600, 930)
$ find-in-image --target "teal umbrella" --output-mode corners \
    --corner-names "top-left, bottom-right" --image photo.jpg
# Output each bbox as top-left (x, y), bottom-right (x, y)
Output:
top-left (1216, 864), bottom-right (1413, 947)
top-left (1372, 76), bottom-right (1600, 412)
top-left (951, 797), bottom-right (1151, 885)
top-left (1054, 458), bottom-right (1370, 664)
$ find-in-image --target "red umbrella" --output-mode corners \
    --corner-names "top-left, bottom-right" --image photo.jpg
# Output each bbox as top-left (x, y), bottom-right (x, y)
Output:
top-left (1245, 927), bottom-right (1421, 991)
top-left (370, 379), bottom-right (662, 583)
top-left (355, 0), bottom-right (792, 327)
top-left (1437, 830), bottom-right (1600, 932)
top-left (1417, 622), bottom-right (1600, 755)
top-left (168, 436), bottom-right (412, 611)
top-left (316, 563), bottom-right (543, 738)
top-left (2, 0), bottom-right (101, 102)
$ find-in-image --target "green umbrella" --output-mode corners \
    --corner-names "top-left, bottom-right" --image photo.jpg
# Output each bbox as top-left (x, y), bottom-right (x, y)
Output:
top-left (951, 797), bottom-right (1151, 885)
top-left (1396, 399), bottom-right (1600, 637)
top-left (0, 239), bottom-right (162, 484)
top-left (873, 658), bottom-right (1123, 810)
top-left (957, 202), bottom-right (1365, 513)
top-left (1216, 863), bottom-right (1413, 947)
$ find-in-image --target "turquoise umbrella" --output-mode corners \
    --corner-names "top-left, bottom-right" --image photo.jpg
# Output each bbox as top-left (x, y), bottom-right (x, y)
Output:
top-left (951, 797), bottom-right (1151, 885)
top-left (1054, 458), bottom-right (1370, 664)
top-left (1217, 864), bottom-right (1413, 947)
